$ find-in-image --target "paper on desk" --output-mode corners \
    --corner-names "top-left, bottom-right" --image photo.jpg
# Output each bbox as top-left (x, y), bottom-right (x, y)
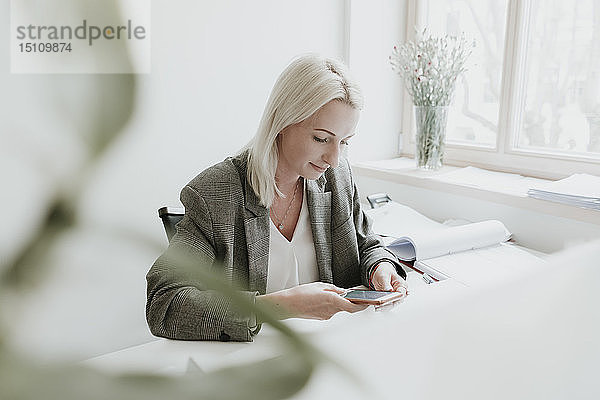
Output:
top-left (364, 201), bottom-right (442, 238)
top-left (427, 166), bottom-right (544, 196)
top-left (417, 243), bottom-right (546, 287)
top-left (389, 219), bottom-right (511, 262)
top-left (366, 202), bottom-right (512, 273)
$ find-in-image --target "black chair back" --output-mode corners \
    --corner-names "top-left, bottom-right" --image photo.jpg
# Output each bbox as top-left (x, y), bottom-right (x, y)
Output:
top-left (158, 206), bottom-right (184, 242)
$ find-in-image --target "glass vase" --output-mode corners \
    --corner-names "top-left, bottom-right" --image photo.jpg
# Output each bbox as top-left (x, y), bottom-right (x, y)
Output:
top-left (414, 106), bottom-right (449, 170)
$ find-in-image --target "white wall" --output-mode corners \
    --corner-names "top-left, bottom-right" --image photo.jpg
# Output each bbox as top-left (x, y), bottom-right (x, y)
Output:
top-left (81, 0), bottom-right (347, 237)
top-left (1, 0), bottom-right (353, 361)
top-left (348, 0), bottom-right (406, 161)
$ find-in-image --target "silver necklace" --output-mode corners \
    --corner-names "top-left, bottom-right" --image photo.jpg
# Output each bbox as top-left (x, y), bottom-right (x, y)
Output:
top-left (271, 180), bottom-right (300, 230)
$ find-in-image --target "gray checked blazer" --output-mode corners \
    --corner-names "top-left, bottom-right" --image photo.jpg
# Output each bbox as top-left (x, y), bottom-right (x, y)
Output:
top-left (146, 150), bottom-right (405, 342)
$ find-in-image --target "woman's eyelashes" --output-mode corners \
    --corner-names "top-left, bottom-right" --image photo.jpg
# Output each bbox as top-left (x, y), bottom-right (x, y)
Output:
top-left (313, 136), bottom-right (351, 146)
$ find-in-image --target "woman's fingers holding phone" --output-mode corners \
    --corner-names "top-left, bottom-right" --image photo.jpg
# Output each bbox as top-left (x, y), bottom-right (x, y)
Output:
top-left (332, 293), bottom-right (369, 313)
top-left (391, 277), bottom-right (408, 295)
top-left (260, 282), bottom-right (366, 320)
top-left (372, 262), bottom-right (408, 293)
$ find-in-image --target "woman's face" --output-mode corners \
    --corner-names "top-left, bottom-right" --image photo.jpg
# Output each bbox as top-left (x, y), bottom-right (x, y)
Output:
top-left (277, 100), bottom-right (360, 181)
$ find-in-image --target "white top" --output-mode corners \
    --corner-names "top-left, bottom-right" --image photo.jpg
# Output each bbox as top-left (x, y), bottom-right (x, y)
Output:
top-left (266, 184), bottom-right (319, 294)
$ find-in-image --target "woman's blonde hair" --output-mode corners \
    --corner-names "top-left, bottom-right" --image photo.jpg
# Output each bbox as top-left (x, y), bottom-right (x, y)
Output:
top-left (244, 54), bottom-right (363, 208)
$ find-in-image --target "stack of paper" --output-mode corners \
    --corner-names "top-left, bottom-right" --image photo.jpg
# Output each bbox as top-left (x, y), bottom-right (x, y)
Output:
top-left (527, 173), bottom-right (600, 210)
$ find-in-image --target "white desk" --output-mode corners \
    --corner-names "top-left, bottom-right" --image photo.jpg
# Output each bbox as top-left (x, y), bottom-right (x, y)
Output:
top-left (86, 239), bottom-right (600, 399)
top-left (87, 270), bottom-right (462, 376)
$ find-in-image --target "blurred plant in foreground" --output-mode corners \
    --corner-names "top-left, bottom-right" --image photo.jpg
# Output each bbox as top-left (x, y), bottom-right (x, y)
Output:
top-left (0, 1), bottom-right (361, 399)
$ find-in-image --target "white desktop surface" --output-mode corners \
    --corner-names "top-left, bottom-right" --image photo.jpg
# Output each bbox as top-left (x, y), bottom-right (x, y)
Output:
top-left (86, 270), bottom-right (465, 375)
top-left (86, 240), bottom-right (600, 399)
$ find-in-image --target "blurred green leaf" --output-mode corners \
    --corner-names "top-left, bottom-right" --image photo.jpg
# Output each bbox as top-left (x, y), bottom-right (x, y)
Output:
top-left (83, 74), bottom-right (136, 160)
top-left (0, 350), bottom-right (313, 400)
top-left (0, 0), bottom-right (136, 289)
top-left (0, 2), bottom-right (365, 399)
top-left (1, 197), bottom-right (75, 288)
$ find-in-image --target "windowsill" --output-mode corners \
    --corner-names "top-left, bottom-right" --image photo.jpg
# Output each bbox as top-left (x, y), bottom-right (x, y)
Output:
top-left (352, 157), bottom-right (600, 226)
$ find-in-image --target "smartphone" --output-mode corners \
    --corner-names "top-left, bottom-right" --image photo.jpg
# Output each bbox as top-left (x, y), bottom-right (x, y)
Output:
top-left (341, 290), bottom-right (405, 305)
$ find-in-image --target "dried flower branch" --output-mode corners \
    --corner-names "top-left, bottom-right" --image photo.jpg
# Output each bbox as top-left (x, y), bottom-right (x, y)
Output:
top-left (390, 29), bottom-right (471, 106)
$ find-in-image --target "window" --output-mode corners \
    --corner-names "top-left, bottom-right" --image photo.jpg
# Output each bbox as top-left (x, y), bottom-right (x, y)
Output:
top-left (424, 0), bottom-right (507, 148)
top-left (401, 0), bottom-right (600, 178)
top-left (517, 0), bottom-right (600, 156)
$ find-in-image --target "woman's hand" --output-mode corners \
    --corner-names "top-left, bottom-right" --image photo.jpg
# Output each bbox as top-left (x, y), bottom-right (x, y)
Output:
top-left (371, 262), bottom-right (408, 295)
top-left (257, 282), bottom-right (368, 320)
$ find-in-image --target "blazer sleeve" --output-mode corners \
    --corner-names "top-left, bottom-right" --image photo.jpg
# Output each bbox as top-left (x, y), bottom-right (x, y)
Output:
top-left (347, 162), bottom-right (407, 286)
top-left (145, 185), bottom-right (259, 342)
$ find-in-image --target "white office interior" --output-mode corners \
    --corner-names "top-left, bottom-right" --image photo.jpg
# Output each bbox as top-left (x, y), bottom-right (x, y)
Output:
top-left (2, 1), bottom-right (599, 398)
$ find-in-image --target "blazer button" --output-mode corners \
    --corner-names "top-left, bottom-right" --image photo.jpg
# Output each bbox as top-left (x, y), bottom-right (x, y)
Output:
top-left (219, 331), bottom-right (231, 342)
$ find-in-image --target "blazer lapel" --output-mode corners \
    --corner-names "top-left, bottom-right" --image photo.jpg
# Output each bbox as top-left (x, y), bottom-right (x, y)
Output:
top-left (243, 178), bottom-right (270, 294)
top-left (306, 176), bottom-right (333, 283)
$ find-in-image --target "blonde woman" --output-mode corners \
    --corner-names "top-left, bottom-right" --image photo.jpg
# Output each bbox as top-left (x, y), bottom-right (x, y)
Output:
top-left (146, 54), bottom-right (407, 342)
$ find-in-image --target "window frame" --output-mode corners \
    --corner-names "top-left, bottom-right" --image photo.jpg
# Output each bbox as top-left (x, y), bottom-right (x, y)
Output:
top-left (400, 0), bottom-right (600, 179)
